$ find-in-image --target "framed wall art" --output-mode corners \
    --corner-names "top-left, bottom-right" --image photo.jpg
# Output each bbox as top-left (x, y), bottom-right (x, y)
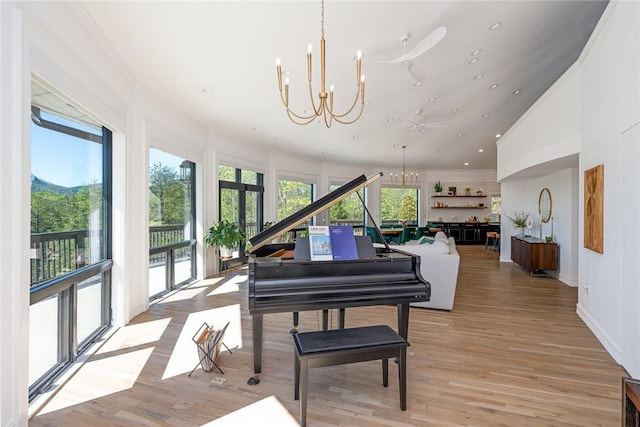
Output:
top-left (584, 164), bottom-right (604, 253)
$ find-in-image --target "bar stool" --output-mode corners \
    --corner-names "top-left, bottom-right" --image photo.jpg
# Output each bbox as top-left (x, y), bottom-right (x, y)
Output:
top-left (485, 232), bottom-right (497, 250)
top-left (494, 233), bottom-right (501, 252)
top-left (428, 227), bottom-right (441, 237)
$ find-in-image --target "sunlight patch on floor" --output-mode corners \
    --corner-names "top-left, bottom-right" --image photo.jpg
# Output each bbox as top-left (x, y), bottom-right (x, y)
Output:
top-left (37, 347), bottom-right (154, 415)
top-left (97, 318), bottom-right (171, 354)
top-left (208, 273), bottom-right (247, 296)
top-left (162, 304), bottom-right (243, 380)
top-left (200, 395), bottom-right (299, 426)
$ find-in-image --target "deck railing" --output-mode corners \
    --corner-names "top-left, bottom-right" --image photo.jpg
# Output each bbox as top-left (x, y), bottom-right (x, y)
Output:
top-left (31, 221), bottom-right (365, 283)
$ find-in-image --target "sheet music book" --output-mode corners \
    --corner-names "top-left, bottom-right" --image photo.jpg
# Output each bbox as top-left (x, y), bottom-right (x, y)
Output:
top-left (308, 225), bottom-right (358, 261)
top-left (329, 226), bottom-right (358, 260)
top-left (308, 226), bottom-right (333, 260)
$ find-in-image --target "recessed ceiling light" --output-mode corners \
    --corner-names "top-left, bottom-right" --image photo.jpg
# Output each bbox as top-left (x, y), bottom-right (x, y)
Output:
top-left (201, 86), bottom-right (214, 94)
top-left (474, 73), bottom-right (484, 80)
top-left (386, 117), bottom-right (394, 123)
top-left (478, 148), bottom-right (484, 153)
top-left (419, 161), bottom-right (425, 166)
top-left (464, 162), bottom-right (469, 166)
top-left (414, 80), bottom-right (423, 87)
top-left (273, 137), bottom-right (279, 140)
top-left (365, 101), bottom-right (371, 105)
top-left (469, 58), bottom-right (479, 65)
top-left (470, 49), bottom-right (481, 56)
top-left (437, 148), bottom-right (444, 152)
top-left (489, 83), bottom-right (498, 89)
top-left (496, 133), bottom-right (502, 138)
top-left (428, 97), bottom-right (436, 102)
top-left (512, 89), bottom-right (521, 95)
top-left (482, 113), bottom-right (490, 118)
top-left (252, 127), bottom-right (260, 131)
top-left (457, 132), bottom-right (464, 137)
top-left (392, 144), bottom-right (399, 148)
top-left (352, 134), bottom-right (359, 140)
top-left (489, 22), bottom-right (502, 30)
top-left (451, 107), bottom-right (458, 113)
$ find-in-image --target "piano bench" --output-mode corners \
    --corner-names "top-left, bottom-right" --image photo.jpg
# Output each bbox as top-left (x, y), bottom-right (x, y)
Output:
top-left (293, 325), bottom-right (409, 427)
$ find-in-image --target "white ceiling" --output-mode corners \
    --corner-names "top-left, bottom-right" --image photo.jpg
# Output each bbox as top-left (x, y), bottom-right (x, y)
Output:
top-left (77, 0), bottom-right (607, 171)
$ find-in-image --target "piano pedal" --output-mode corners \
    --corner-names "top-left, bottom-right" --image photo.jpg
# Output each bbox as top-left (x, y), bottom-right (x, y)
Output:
top-left (247, 375), bottom-right (260, 386)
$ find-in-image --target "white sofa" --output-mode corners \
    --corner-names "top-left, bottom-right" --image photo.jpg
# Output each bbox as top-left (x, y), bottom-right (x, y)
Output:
top-left (390, 232), bottom-right (460, 311)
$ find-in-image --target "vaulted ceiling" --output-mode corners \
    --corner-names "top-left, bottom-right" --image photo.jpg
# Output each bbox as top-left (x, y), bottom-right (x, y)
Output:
top-left (77, 1), bottom-right (607, 170)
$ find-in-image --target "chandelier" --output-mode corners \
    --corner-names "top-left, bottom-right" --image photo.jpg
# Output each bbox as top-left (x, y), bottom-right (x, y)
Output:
top-left (390, 145), bottom-right (418, 186)
top-left (275, 0), bottom-right (366, 128)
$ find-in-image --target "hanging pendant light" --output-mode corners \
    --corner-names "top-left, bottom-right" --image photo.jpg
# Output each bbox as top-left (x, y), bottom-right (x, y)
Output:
top-left (275, 0), bottom-right (366, 128)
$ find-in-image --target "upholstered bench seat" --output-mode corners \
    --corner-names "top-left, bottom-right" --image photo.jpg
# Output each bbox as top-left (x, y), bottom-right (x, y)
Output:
top-left (293, 325), bottom-right (409, 427)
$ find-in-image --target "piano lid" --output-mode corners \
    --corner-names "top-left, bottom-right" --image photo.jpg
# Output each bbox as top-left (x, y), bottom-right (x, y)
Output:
top-left (248, 172), bottom-right (383, 253)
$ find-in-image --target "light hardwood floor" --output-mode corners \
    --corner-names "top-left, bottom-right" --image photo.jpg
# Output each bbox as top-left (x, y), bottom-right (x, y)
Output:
top-left (30, 246), bottom-right (627, 426)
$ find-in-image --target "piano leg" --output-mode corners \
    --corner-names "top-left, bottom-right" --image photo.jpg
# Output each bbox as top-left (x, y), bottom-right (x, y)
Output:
top-left (397, 303), bottom-right (410, 340)
top-left (291, 312), bottom-right (299, 334)
top-left (248, 313), bottom-right (263, 385)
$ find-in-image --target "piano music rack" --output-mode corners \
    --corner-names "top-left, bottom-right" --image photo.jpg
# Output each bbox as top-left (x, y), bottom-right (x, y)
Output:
top-left (189, 321), bottom-right (232, 376)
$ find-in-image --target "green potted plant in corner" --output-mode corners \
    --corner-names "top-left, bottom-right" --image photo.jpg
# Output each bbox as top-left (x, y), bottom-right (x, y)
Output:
top-left (506, 211), bottom-right (530, 236)
top-left (434, 181), bottom-right (443, 196)
top-left (204, 219), bottom-right (246, 258)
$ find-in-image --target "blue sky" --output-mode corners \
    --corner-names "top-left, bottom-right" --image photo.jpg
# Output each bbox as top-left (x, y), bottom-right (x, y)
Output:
top-left (31, 122), bottom-right (103, 188)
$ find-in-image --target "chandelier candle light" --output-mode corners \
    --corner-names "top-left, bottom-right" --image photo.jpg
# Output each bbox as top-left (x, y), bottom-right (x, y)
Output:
top-left (391, 145), bottom-right (418, 186)
top-left (275, 0), bottom-right (366, 127)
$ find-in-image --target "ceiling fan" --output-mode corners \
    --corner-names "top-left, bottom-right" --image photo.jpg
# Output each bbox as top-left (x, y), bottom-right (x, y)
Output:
top-left (367, 26), bottom-right (447, 85)
top-left (406, 110), bottom-right (448, 133)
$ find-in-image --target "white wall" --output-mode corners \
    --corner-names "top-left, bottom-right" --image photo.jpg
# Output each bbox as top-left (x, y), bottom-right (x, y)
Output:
top-left (496, 1), bottom-right (640, 378)
top-left (499, 170), bottom-right (579, 286)
top-left (576, 0), bottom-right (640, 377)
top-left (423, 169), bottom-right (500, 223)
top-left (1, 3), bottom-right (30, 425)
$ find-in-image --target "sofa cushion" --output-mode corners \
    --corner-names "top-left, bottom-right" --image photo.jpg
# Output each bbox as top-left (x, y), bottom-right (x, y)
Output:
top-left (434, 231), bottom-right (448, 243)
top-left (431, 239), bottom-right (450, 254)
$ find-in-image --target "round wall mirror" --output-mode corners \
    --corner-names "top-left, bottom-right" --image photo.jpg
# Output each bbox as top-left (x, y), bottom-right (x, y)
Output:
top-left (538, 188), bottom-right (552, 223)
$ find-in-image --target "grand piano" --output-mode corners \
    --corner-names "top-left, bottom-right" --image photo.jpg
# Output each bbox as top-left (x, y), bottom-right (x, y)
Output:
top-left (246, 172), bottom-right (430, 384)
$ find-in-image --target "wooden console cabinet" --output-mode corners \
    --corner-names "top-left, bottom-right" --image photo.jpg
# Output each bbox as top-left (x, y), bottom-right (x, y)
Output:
top-left (510, 236), bottom-right (558, 275)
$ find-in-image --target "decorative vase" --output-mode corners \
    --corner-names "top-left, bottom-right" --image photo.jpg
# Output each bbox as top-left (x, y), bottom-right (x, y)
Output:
top-left (219, 246), bottom-right (233, 258)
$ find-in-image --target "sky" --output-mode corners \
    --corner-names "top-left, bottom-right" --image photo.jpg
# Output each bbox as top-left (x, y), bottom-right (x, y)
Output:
top-left (31, 122), bottom-right (103, 188)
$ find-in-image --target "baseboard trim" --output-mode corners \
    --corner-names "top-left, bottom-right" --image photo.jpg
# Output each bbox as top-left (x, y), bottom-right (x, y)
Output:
top-left (576, 303), bottom-right (623, 365)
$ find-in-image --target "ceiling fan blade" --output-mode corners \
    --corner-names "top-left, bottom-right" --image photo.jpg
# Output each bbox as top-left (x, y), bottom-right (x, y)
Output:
top-left (403, 26), bottom-right (447, 61)
top-left (418, 122), bottom-right (448, 128)
top-left (406, 62), bottom-right (426, 83)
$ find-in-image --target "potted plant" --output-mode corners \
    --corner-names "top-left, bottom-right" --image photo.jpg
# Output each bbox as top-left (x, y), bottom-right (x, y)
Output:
top-left (476, 190), bottom-right (483, 196)
top-left (506, 211), bottom-right (530, 236)
top-left (434, 181), bottom-right (443, 195)
top-left (204, 219), bottom-right (246, 258)
top-left (465, 187), bottom-right (471, 196)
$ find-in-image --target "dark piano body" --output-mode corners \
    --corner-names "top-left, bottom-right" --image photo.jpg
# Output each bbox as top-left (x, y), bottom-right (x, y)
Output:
top-left (246, 173), bottom-right (430, 384)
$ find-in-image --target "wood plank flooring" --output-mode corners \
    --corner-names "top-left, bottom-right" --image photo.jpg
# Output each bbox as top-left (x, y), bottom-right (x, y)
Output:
top-left (30, 246), bottom-right (628, 426)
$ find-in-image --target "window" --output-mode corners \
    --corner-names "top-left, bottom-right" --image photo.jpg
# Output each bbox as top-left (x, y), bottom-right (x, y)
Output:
top-left (29, 77), bottom-right (112, 401)
top-left (148, 149), bottom-right (196, 299)
top-left (278, 179), bottom-right (314, 221)
top-left (329, 183), bottom-right (365, 232)
top-left (380, 186), bottom-right (419, 225)
top-left (218, 165), bottom-right (264, 265)
top-left (491, 195), bottom-right (502, 215)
